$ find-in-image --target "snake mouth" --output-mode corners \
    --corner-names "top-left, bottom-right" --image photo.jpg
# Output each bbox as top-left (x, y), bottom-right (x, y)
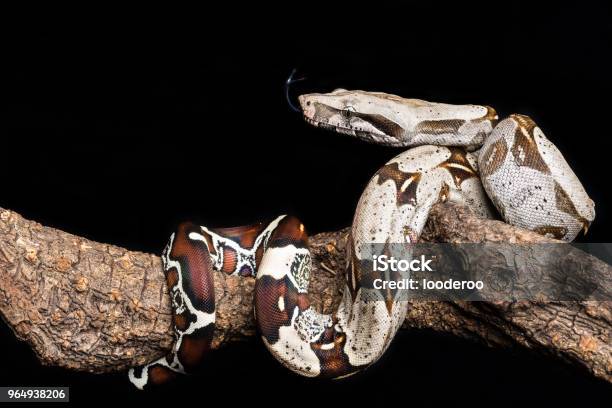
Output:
top-left (304, 116), bottom-right (350, 132)
top-left (304, 115), bottom-right (379, 137)
top-left (303, 115), bottom-right (406, 147)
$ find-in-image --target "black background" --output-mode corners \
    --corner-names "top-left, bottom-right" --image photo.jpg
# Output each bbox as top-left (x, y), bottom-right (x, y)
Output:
top-left (1, 3), bottom-right (611, 405)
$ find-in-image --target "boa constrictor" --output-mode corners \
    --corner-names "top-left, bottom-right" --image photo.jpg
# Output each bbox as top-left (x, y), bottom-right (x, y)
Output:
top-left (128, 89), bottom-right (595, 389)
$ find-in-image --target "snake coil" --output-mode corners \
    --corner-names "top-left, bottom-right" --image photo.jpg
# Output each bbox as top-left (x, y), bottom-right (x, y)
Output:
top-left (129, 89), bottom-right (595, 389)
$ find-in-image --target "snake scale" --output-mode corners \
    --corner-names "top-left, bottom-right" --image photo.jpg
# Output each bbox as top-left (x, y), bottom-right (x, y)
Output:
top-left (128, 89), bottom-right (595, 389)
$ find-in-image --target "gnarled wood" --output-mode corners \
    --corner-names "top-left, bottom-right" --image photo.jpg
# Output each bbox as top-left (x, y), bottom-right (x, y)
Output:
top-left (0, 203), bottom-right (610, 381)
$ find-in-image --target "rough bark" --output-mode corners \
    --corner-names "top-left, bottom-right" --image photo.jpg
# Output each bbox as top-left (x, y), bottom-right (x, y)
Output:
top-left (0, 203), bottom-right (610, 382)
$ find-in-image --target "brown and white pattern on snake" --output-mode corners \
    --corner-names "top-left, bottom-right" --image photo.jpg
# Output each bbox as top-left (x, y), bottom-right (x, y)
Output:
top-left (254, 146), bottom-right (496, 378)
top-left (132, 90), bottom-right (596, 387)
top-left (254, 90), bottom-right (594, 381)
top-left (130, 217), bottom-right (286, 389)
top-left (256, 243), bottom-right (408, 378)
top-left (298, 89), bottom-right (498, 149)
top-left (351, 145), bottom-right (495, 259)
top-left (256, 245), bottom-right (333, 376)
top-left (191, 216), bottom-right (286, 276)
top-left (129, 231), bottom-right (214, 389)
top-left (478, 114), bottom-right (595, 241)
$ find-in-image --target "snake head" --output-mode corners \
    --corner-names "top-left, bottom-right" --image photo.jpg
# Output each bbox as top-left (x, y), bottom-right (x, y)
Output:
top-left (298, 89), bottom-right (409, 146)
top-left (299, 89), bottom-right (499, 149)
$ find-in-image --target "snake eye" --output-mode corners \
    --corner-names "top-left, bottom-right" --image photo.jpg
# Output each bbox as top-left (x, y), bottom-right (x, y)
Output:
top-left (342, 106), bottom-right (356, 118)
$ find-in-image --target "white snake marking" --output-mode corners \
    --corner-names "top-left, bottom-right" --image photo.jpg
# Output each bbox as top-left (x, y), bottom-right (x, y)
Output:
top-left (130, 88), bottom-right (595, 388)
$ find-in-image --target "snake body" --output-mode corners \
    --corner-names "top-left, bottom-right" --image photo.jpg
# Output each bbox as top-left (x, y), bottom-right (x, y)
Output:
top-left (129, 89), bottom-right (595, 389)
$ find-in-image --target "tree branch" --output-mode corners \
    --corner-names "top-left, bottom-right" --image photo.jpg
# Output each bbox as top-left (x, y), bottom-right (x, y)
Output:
top-left (0, 204), bottom-right (610, 381)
